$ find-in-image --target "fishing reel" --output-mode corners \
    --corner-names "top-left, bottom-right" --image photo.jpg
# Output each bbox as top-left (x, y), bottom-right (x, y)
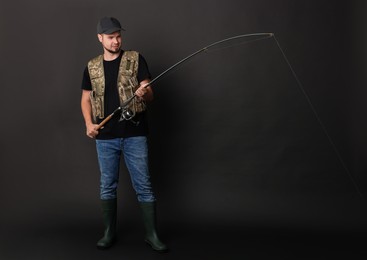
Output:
top-left (119, 107), bottom-right (135, 121)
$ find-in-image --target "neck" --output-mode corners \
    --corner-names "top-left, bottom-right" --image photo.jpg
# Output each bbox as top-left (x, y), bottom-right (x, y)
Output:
top-left (103, 49), bottom-right (121, 61)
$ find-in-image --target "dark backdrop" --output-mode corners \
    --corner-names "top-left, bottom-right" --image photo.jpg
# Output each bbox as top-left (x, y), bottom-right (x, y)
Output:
top-left (1, 0), bottom-right (367, 259)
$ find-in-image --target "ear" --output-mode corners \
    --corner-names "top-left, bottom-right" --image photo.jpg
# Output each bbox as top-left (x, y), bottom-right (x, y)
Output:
top-left (97, 34), bottom-right (103, 43)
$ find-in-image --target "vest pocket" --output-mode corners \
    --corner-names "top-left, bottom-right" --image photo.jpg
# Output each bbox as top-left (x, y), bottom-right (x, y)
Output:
top-left (90, 90), bottom-right (104, 121)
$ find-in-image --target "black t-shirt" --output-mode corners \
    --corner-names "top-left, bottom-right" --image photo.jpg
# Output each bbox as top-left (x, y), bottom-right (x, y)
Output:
top-left (81, 50), bottom-right (152, 139)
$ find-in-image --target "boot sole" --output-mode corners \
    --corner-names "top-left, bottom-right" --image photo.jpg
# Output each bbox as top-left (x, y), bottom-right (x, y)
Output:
top-left (96, 238), bottom-right (117, 249)
top-left (144, 239), bottom-right (169, 253)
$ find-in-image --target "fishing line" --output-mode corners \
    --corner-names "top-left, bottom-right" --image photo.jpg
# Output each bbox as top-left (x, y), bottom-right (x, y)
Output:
top-left (272, 35), bottom-right (364, 200)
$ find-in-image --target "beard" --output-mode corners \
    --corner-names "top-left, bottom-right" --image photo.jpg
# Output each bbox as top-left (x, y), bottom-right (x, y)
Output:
top-left (104, 46), bottom-right (121, 54)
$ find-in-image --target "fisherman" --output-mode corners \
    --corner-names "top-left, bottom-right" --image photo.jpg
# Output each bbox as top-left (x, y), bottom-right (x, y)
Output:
top-left (80, 16), bottom-right (167, 252)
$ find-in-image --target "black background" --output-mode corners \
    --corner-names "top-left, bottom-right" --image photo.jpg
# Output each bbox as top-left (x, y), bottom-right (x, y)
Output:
top-left (1, 0), bottom-right (367, 259)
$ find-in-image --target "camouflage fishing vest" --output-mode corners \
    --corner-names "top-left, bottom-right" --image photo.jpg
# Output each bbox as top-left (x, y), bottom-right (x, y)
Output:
top-left (87, 51), bottom-right (146, 121)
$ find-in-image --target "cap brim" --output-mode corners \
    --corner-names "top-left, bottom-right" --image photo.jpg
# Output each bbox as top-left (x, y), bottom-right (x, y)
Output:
top-left (100, 27), bottom-right (125, 34)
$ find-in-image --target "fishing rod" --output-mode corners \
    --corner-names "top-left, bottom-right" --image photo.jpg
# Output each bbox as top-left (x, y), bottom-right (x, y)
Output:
top-left (95, 32), bottom-right (274, 129)
top-left (94, 32), bottom-right (365, 200)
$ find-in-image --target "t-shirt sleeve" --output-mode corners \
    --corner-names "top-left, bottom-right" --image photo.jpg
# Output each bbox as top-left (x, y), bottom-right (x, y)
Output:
top-left (137, 54), bottom-right (152, 83)
top-left (81, 66), bottom-right (92, 90)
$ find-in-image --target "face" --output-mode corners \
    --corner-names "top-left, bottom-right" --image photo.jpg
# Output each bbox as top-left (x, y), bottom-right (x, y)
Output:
top-left (98, 31), bottom-right (122, 54)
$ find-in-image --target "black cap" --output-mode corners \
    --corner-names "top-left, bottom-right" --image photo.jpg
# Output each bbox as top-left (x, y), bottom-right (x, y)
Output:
top-left (97, 17), bottom-right (125, 34)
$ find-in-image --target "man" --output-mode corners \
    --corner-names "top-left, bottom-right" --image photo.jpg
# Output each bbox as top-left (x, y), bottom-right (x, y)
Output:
top-left (81, 16), bottom-right (167, 252)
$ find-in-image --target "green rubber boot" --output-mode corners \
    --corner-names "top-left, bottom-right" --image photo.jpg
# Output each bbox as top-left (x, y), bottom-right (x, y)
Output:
top-left (96, 198), bottom-right (117, 249)
top-left (139, 202), bottom-right (168, 252)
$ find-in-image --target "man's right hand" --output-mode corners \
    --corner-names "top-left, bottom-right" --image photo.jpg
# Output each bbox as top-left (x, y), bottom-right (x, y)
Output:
top-left (86, 123), bottom-right (99, 139)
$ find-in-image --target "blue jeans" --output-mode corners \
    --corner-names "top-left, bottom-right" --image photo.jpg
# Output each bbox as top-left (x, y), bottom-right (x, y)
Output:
top-left (95, 136), bottom-right (155, 202)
